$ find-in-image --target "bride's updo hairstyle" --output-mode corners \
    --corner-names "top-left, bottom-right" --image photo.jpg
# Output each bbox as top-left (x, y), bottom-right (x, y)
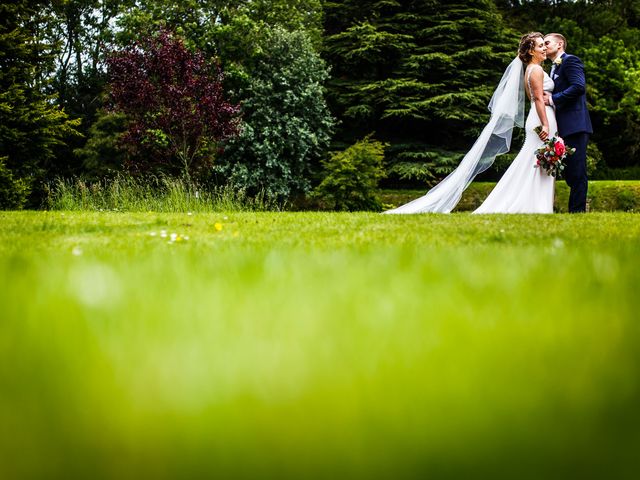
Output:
top-left (518, 32), bottom-right (543, 64)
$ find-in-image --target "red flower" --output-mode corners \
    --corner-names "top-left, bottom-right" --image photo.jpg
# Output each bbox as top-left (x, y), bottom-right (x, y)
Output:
top-left (554, 140), bottom-right (566, 157)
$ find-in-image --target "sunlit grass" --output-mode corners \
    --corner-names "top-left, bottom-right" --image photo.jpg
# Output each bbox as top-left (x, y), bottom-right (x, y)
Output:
top-left (1, 211), bottom-right (639, 479)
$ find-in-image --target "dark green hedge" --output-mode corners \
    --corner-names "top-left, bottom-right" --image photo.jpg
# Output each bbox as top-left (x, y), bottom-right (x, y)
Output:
top-left (381, 181), bottom-right (640, 213)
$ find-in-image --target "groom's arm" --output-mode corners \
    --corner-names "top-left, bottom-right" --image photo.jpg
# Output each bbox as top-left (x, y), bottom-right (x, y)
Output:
top-left (551, 56), bottom-right (587, 107)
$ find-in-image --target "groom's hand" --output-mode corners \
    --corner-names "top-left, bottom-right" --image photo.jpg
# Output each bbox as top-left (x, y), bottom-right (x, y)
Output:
top-left (543, 92), bottom-right (552, 106)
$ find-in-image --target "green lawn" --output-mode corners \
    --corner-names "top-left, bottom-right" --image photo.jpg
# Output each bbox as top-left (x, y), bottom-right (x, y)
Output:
top-left (2, 211), bottom-right (640, 479)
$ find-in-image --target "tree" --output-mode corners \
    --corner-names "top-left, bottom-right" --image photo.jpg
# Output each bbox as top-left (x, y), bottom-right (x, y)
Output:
top-left (106, 29), bottom-right (240, 180)
top-left (114, 0), bottom-right (324, 59)
top-left (49, 1), bottom-right (130, 111)
top-left (86, 0), bottom-right (332, 195)
top-left (214, 27), bottom-right (334, 200)
top-left (0, 0), bottom-right (80, 206)
top-left (323, 0), bottom-right (518, 186)
top-left (581, 36), bottom-right (640, 168)
top-left (496, 1), bottom-right (640, 47)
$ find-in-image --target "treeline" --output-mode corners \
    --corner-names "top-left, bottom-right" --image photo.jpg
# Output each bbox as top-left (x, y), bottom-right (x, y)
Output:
top-left (2, 0), bottom-right (639, 209)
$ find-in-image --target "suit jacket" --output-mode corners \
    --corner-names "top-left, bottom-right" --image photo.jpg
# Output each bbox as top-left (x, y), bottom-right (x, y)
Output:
top-left (551, 53), bottom-right (593, 137)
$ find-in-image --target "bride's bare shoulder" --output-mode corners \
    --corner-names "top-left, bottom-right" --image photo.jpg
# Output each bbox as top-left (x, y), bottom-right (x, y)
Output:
top-left (525, 63), bottom-right (544, 75)
top-left (525, 64), bottom-right (545, 83)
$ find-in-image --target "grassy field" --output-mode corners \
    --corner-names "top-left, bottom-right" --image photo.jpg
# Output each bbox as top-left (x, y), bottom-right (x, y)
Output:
top-left (2, 211), bottom-right (640, 479)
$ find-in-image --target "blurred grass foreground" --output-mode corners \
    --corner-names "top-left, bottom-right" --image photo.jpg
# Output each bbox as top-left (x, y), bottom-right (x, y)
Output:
top-left (1, 211), bottom-right (640, 479)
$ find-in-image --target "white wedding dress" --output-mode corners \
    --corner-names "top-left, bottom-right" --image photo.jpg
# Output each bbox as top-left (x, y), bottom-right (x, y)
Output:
top-left (384, 59), bottom-right (557, 215)
top-left (473, 69), bottom-right (556, 214)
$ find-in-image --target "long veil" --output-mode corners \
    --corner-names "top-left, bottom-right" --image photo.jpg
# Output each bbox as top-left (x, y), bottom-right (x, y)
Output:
top-left (384, 57), bottom-right (525, 214)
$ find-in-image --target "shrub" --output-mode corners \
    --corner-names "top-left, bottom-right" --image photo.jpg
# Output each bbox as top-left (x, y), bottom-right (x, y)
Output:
top-left (592, 166), bottom-right (640, 181)
top-left (586, 142), bottom-right (604, 177)
top-left (0, 157), bottom-right (30, 210)
top-left (215, 27), bottom-right (334, 201)
top-left (313, 136), bottom-right (386, 211)
top-left (74, 111), bottom-right (128, 179)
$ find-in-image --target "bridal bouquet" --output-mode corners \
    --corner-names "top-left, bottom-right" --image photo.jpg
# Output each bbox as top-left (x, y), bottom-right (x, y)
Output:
top-left (533, 127), bottom-right (575, 178)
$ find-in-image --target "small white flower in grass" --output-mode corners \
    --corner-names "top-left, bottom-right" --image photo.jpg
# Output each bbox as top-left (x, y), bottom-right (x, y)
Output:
top-left (184, 235), bottom-right (190, 240)
top-left (170, 233), bottom-right (178, 242)
top-left (223, 216), bottom-right (228, 220)
top-left (72, 246), bottom-right (83, 256)
top-left (149, 231), bottom-right (157, 237)
top-left (195, 191), bottom-right (199, 199)
top-left (160, 230), bottom-right (167, 238)
top-left (553, 238), bottom-right (564, 249)
top-left (187, 212), bottom-right (193, 216)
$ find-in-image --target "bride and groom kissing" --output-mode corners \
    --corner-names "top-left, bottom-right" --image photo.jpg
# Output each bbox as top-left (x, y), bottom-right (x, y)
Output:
top-left (386, 32), bottom-right (592, 215)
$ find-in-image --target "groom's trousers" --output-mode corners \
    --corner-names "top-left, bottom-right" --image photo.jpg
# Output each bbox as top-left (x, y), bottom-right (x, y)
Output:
top-left (564, 132), bottom-right (589, 213)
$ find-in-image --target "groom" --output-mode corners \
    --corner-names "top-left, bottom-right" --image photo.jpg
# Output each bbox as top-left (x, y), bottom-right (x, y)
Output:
top-left (543, 33), bottom-right (593, 213)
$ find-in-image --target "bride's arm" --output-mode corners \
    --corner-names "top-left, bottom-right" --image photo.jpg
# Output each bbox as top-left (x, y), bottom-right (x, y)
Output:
top-left (528, 66), bottom-right (549, 141)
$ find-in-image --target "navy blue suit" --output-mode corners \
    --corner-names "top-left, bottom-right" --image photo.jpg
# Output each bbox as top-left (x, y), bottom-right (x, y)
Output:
top-left (551, 53), bottom-right (592, 212)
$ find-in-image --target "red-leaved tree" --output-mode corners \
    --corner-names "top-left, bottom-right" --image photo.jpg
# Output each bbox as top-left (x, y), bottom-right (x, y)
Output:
top-left (106, 30), bottom-right (240, 180)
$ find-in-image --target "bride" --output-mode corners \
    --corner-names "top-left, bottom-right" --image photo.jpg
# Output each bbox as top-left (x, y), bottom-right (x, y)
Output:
top-left (384, 33), bottom-right (556, 214)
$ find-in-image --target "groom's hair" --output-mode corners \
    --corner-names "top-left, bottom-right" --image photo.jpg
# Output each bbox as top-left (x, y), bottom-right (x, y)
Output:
top-left (546, 33), bottom-right (567, 50)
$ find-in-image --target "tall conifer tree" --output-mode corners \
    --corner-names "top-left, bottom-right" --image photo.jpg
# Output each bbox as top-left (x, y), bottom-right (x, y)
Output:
top-left (0, 0), bottom-right (79, 206)
top-left (324, 0), bottom-right (518, 184)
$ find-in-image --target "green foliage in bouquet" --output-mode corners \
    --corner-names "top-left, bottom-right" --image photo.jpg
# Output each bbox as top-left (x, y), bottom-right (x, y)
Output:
top-left (313, 135), bottom-right (386, 211)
